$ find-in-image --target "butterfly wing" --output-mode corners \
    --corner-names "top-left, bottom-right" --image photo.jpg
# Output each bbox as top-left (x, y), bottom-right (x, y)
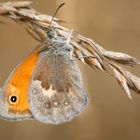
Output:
top-left (0, 52), bottom-right (39, 120)
top-left (29, 51), bottom-right (88, 124)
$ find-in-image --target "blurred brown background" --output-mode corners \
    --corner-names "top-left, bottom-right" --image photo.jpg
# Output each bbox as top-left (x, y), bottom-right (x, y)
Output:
top-left (0, 0), bottom-right (140, 140)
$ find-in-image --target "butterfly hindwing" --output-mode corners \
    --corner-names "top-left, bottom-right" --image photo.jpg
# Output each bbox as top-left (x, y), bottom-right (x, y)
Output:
top-left (29, 50), bottom-right (88, 124)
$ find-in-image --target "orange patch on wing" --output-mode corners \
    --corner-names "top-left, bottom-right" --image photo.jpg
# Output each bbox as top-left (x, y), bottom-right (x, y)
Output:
top-left (4, 52), bottom-right (39, 113)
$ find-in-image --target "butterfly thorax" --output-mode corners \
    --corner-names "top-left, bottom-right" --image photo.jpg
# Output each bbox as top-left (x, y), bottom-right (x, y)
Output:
top-left (44, 28), bottom-right (73, 56)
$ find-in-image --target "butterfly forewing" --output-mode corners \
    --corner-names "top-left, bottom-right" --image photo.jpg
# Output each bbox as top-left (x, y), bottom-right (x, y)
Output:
top-left (29, 47), bottom-right (88, 124)
top-left (0, 52), bottom-right (39, 120)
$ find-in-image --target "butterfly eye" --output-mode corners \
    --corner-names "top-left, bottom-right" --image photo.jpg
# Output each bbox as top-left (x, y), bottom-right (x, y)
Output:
top-left (67, 48), bottom-right (71, 52)
top-left (9, 95), bottom-right (18, 104)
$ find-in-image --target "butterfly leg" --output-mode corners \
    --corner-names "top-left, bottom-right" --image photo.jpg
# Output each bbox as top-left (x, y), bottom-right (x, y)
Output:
top-left (69, 48), bottom-right (97, 62)
top-left (66, 29), bottom-right (97, 61)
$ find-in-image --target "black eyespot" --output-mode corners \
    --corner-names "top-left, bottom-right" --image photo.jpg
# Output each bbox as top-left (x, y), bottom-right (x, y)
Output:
top-left (9, 96), bottom-right (18, 104)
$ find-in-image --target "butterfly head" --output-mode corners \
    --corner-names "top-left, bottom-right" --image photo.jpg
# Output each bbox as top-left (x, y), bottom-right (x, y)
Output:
top-left (47, 27), bottom-right (57, 39)
top-left (46, 27), bottom-right (73, 53)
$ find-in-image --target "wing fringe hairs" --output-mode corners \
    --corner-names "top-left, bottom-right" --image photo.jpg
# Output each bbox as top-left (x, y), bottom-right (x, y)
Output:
top-left (0, 1), bottom-right (140, 99)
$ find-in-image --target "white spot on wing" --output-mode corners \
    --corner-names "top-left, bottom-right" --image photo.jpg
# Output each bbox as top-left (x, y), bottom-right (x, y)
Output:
top-left (42, 85), bottom-right (55, 98)
top-left (32, 80), bottom-right (56, 98)
top-left (33, 89), bottom-right (37, 94)
top-left (9, 85), bottom-right (19, 94)
top-left (10, 85), bottom-right (16, 93)
top-left (53, 102), bottom-right (58, 106)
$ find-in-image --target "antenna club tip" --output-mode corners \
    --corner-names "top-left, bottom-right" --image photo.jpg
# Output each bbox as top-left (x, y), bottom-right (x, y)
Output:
top-left (48, 2), bottom-right (65, 29)
top-left (59, 2), bottom-right (66, 8)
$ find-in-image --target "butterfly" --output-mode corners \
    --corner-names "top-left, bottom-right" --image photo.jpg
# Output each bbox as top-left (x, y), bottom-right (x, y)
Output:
top-left (0, 27), bottom-right (88, 124)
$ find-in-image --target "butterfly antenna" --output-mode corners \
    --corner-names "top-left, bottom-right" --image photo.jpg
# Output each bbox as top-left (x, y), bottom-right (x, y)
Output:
top-left (48, 2), bottom-right (65, 30)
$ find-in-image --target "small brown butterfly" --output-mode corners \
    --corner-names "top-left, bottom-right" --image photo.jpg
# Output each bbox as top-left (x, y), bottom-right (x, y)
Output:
top-left (0, 6), bottom-right (88, 124)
